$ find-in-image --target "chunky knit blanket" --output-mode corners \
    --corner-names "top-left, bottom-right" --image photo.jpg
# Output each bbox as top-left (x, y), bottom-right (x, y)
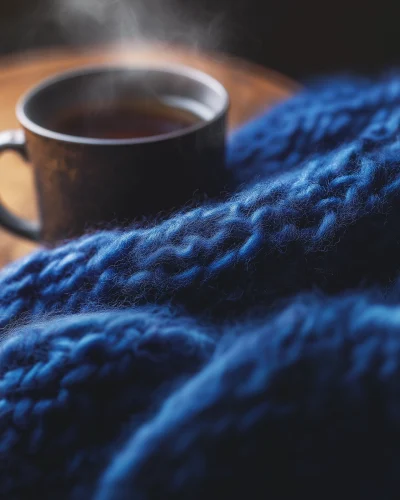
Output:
top-left (1, 74), bottom-right (400, 499)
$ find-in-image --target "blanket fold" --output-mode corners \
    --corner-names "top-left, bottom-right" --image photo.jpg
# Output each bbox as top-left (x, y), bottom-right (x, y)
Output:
top-left (1, 74), bottom-right (400, 499)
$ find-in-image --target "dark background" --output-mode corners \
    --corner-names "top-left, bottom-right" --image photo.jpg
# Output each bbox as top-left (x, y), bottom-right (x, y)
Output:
top-left (0, 0), bottom-right (398, 81)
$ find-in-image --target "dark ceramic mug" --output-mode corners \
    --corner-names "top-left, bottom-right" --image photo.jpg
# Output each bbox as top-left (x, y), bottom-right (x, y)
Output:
top-left (0, 65), bottom-right (229, 244)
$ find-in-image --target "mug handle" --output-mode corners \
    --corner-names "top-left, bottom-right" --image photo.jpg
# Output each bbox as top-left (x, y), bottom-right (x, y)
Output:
top-left (0, 130), bottom-right (41, 241)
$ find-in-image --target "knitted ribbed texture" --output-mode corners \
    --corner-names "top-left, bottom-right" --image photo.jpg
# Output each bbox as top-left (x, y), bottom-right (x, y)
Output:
top-left (1, 74), bottom-right (400, 498)
top-left (96, 290), bottom-right (400, 500)
top-left (0, 308), bottom-right (215, 499)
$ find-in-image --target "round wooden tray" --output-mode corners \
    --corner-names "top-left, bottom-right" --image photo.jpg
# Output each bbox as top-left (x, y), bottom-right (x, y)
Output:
top-left (0, 43), bottom-right (298, 267)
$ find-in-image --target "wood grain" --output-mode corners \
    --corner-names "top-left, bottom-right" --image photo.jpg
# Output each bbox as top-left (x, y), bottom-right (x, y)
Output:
top-left (0, 43), bottom-right (298, 267)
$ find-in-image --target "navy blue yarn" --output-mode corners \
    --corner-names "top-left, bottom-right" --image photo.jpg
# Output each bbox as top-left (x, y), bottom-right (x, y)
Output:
top-left (1, 75), bottom-right (400, 498)
top-left (1, 77), bottom-right (400, 328)
top-left (95, 291), bottom-right (400, 500)
top-left (0, 308), bottom-right (215, 499)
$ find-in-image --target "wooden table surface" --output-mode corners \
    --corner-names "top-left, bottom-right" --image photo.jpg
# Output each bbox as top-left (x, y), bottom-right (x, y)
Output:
top-left (0, 43), bottom-right (298, 267)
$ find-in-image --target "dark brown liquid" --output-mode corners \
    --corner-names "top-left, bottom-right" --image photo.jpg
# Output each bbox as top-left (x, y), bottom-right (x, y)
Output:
top-left (50, 101), bottom-right (201, 139)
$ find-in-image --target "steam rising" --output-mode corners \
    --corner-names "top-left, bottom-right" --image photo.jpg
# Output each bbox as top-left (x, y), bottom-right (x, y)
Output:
top-left (52, 0), bottom-right (226, 51)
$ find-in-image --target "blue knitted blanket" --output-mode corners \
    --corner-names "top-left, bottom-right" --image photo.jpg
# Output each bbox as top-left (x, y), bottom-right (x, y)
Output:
top-left (1, 74), bottom-right (400, 499)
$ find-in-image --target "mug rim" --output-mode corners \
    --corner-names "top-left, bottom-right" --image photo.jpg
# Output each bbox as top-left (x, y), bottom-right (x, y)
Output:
top-left (16, 63), bottom-right (230, 146)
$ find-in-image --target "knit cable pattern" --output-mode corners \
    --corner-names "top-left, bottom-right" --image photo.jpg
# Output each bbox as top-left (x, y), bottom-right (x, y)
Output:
top-left (1, 74), bottom-right (400, 499)
top-left (1, 77), bottom-right (400, 329)
top-left (0, 308), bottom-right (215, 499)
